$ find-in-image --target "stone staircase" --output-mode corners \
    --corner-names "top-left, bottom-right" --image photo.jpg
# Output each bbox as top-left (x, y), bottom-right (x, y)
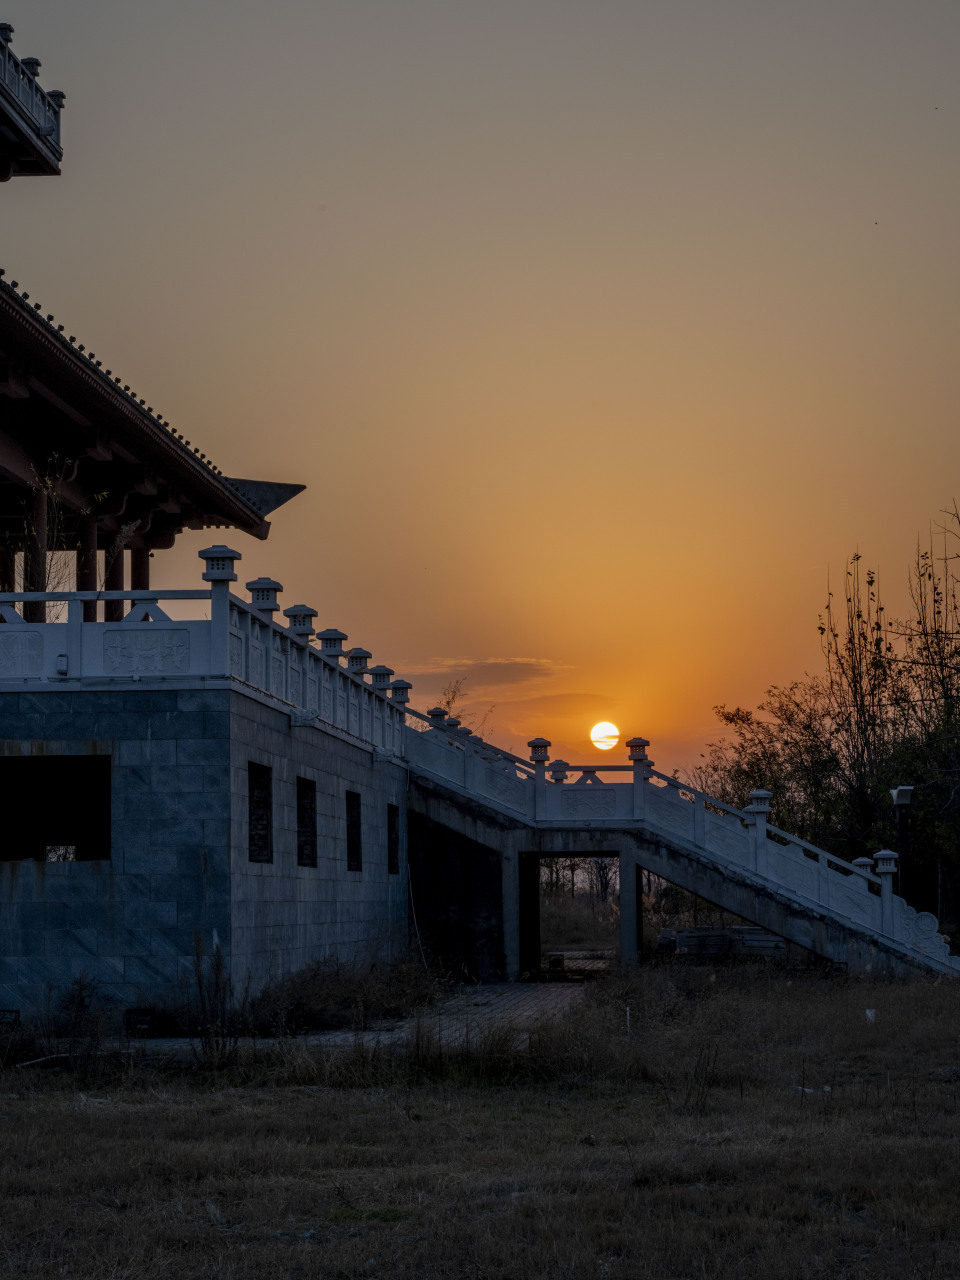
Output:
top-left (404, 716), bottom-right (959, 977)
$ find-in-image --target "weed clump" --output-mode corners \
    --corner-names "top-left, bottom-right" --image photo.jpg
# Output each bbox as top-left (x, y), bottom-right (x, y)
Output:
top-left (248, 951), bottom-right (447, 1035)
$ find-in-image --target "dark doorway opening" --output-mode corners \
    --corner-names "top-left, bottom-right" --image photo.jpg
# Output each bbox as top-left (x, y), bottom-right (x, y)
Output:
top-left (408, 811), bottom-right (504, 981)
top-left (520, 853), bottom-right (630, 980)
top-left (0, 754), bottom-right (111, 861)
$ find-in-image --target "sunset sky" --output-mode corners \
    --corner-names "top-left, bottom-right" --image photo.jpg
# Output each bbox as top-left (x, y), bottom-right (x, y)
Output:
top-left (5, 1), bottom-right (960, 769)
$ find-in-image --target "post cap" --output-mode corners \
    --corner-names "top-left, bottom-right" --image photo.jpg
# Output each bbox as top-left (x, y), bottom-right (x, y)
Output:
top-left (316, 627), bottom-right (347, 658)
top-left (346, 647), bottom-right (372, 670)
top-left (283, 604), bottom-right (319, 636)
top-left (426, 707), bottom-right (447, 723)
top-left (390, 679), bottom-right (412, 703)
top-left (874, 849), bottom-right (899, 874)
top-left (528, 737), bottom-right (551, 763)
top-left (199, 545), bottom-right (241, 582)
top-left (745, 789), bottom-right (773, 813)
top-left (245, 577), bottom-right (282, 613)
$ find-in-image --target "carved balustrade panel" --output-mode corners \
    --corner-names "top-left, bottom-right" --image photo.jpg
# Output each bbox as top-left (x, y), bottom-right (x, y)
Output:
top-left (560, 788), bottom-right (617, 819)
top-left (826, 877), bottom-right (880, 929)
top-left (0, 630), bottom-right (43, 677)
top-left (103, 628), bottom-right (191, 675)
top-left (482, 767), bottom-right (527, 812)
top-left (764, 845), bottom-right (818, 901)
top-left (702, 811), bottom-right (752, 865)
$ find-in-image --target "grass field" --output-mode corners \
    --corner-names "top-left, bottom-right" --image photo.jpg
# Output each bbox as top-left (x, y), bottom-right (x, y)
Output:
top-left (3, 965), bottom-right (960, 1279)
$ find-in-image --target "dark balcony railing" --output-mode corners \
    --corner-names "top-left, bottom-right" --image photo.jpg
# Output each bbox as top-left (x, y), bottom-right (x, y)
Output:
top-left (0, 24), bottom-right (64, 172)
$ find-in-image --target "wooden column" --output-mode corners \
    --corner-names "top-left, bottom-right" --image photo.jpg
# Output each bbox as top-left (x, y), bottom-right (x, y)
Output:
top-left (0, 547), bottom-right (15, 593)
top-left (76, 515), bottom-right (98, 622)
top-left (103, 546), bottom-right (124, 622)
top-left (23, 488), bottom-right (47, 624)
top-left (130, 547), bottom-right (150, 591)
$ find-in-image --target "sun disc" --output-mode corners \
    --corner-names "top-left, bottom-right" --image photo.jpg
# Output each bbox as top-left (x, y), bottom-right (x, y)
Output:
top-left (590, 721), bottom-right (619, 751)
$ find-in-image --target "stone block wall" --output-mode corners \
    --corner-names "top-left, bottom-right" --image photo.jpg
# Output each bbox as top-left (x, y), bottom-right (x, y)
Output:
top-left (0, 684), bottom-right (410, 1019)
top-left (0, 688), bottom-right (231, 1016)
top-left (228, 691), bottom-right (409, 993)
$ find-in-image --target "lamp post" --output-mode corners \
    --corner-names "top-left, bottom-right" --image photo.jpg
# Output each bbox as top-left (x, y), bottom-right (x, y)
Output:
top-left (890, 785), bottom-right (914, 899)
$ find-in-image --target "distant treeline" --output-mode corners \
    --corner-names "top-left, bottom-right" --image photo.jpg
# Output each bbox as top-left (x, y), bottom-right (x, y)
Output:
top-left (691, 507), bottom-right (960, 940)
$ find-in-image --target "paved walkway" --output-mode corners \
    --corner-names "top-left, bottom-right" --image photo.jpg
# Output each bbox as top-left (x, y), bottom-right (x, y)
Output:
top-left (96, 981), bottom-right (587, 1063)
top-left (303, 980), bottom-right (585, 1050)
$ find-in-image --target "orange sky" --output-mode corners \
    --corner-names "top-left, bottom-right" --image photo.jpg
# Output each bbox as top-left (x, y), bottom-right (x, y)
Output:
top-left (5, 1), bottom-right (960, 769)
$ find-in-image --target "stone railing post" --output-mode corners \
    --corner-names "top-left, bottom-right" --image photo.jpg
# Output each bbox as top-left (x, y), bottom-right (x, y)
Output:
top-left (283, 605), bottom-right (319, 711)
top-left (200, 545), bottom-right (241, 675)
top-left (874, 849), bottom-right (899, 936)
top-left (65, 595), bottom-right (84, 677)
top-left (744, 789), bottom-right (772, 877)
top-left (528, 738), bottom-right (551, 821)
top-left (627, 738), bottom-right (651, 818)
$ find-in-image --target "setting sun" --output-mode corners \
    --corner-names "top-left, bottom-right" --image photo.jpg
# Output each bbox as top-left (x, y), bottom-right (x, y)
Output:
top-left (590, 722), bottom-right (619, 751)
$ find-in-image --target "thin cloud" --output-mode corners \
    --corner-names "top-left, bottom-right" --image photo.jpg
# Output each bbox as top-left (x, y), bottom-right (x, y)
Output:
top-left (402, 657), bottom-right (564, 692)
top-left (492, 691), bottom-right (620, 713)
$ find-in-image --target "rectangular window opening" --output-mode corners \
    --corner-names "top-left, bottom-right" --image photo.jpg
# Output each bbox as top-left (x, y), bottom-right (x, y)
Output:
top-left (0, 756), bottom-right (111, 861)
top-left (248, 762), bottom-right (273, 863)
top-left (387, 803), bottom-right (400, 875)
top-left (297, 776), bottom-right (317, 868)
top-left (346, 790), bottom-right (362, 872)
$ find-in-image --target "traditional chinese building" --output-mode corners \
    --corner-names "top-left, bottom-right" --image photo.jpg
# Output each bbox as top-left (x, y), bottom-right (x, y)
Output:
top-left (0, 250), bottom-right (416, 1011)
top-left (0, 23), bottom-right (954, 1024)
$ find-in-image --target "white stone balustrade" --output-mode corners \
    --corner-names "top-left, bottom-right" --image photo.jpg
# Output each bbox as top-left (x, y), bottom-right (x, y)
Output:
top-left (401, 720), bottom-right (958, 972)
top-left (0, 547), bottom-right (407, 755)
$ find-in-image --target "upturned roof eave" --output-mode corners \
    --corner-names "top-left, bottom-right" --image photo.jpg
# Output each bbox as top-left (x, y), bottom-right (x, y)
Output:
top-left (0, 278), bottom-right (274, 536)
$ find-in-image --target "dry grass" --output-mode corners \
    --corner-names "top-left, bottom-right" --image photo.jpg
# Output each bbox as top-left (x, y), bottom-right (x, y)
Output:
top-left (540, 893), bottom-right (619, 952)
top-left (248, 952), bottom-right (447, 1034)
top-left (3, 967), bottom-right (960, 1278)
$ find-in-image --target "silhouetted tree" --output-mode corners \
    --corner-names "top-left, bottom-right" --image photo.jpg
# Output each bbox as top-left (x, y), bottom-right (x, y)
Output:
top-left (690, 517), bottom-right (960, 936)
